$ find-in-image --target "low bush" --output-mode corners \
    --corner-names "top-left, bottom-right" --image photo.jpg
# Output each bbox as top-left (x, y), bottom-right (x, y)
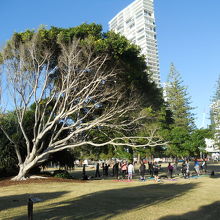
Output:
top-left (53, 170), bottom-right (72, 179)
top-left (0, 167), bottom-right (7, 177)
top-left (40, 171), bottom-right (53, 177)
top-left (0, 167), bottom-right (18, 178)
top-left (29, 166), bottom-right (41, 175)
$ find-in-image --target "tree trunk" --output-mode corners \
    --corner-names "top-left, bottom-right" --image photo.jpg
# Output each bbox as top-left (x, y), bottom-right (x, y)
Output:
top-left (11, 166), bottom-right (28, 180)
top-left (11, 160), bottom-right (37, 181)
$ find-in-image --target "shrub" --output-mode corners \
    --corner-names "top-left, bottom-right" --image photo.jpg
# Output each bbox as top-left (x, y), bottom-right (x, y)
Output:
top-left (0, 167), bottom-right (7, 177)
top-left (53, 170), bottom-right (72, 179)
top-left (40, 171), bottom-right (53, 177)
top-left (29, 166), bottom-right (41, 175)
top-left (0, 167), bottom-right (19, 178)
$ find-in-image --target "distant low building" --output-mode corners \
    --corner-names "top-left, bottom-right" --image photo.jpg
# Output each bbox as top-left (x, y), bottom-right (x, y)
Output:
top-left (205, 138), bottom-right (220, 160)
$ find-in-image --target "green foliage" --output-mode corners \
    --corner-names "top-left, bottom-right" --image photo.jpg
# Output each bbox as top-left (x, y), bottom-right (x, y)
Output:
top-left (187, 128), bottom-right (213, 156)
top-left (2, 23), bottom-right (163, 110)
top-left (72, 143), bottom-right (115, 161)
top-left (165, 127), bottom-right (213, 157)
top-left (48, 150), bottom-right (75, 169)
top-left (0, 167), bottom-right (19, 177)
top-left (163, 63), bottom-right (196, 157)
top-left (131, 107), bottom-right (170, 158)
top-left (0, 109), bottom-right (75, 170)
top-left (53, 170), bottom-right (72, 179)
top-left (165, 63), bottom-right (195, 129)
top-left (0, 112), bottom-right (20, 168)
top-left (0, 23), bottom-right (165, 172)
top-left (0, 109), bottom-right (39, 166)
top-left (133, 146), bottom-right (164, 159)
top-left (114, 146), bottom-right (133, 161)
top-left (165, 127), bottom-right (191, 157)
top-left (0, 143), bottom-right (18, 169)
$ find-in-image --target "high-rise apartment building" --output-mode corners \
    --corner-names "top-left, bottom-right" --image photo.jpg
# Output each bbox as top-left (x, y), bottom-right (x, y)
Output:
top-left (109, 0), bottom-right (160, 86)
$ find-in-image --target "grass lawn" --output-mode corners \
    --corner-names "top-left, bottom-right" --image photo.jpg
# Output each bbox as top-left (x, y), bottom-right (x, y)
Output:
top-left (1, 163), bottom-right (220, 220)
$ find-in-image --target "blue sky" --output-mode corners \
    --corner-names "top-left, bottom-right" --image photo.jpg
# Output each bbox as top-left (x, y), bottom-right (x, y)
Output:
top-left (1, 0), bottom-right (220, 128)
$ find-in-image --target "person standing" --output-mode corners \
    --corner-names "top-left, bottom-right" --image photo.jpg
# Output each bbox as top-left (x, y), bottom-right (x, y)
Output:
top-left (128, 163), bottom-right (135, 181)
top-left (153, 162), bottom-right (160, 182)
top-left (148, 162), bottom-right (154, 178)
top-left (82, 164), bottom-right (88, 180)
top-left (182, 161), bottom-right (187, 178)
top-left (139, 161), bottom-right (146, 181)
top-left (185, 159), bottom-right (190, 178)
top-left (194, 159), bottom-right (200, 176)
top-left (104, 163), bottom-right (109, 176)
top-left (121, 161), bottom-right (127, 179)
top-left (95, 162), bottom-right (100, 178)
top-left (113, 162), bottom-right (119, 179)
top-left (102, 162), bottom-right (105, 176)
top-left (201, 159), bottom-right (207, 173)
top-left (167, 162), bottom-right (174, 179)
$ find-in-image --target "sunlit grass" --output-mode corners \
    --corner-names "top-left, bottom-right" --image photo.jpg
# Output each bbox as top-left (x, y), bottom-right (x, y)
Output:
top-left (1, 163), bottom-right (220, 220)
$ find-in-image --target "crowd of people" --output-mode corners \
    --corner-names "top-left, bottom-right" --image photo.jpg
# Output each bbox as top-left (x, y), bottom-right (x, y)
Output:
top-left (87, 158), bottom-right (209, 182)
top-left (168, 158), bottom-right (208, 179)
top-left (90, 160), bottom-right (162, 182)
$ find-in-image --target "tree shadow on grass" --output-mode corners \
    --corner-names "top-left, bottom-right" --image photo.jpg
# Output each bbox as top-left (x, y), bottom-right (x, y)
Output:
top-left (0, 191), bottom-right (69, 212)
top-left (15, 182), bottom-right (198, 220)
top-left (159, 201), bottom-right (220, 220)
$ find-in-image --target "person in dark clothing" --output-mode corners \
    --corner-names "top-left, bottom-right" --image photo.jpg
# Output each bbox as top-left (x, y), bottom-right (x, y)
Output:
top-left (102, 162), bottom-right (105, 176)
top-left (139, 161), bottom-right (146, 181)
top-left (104, 163), bottom-right (109, 176)
top-left (82, 164), bottom-right (88, 180)
top-left (95, 162), bottom-right (100, 178)
top-left (182, 161), bottom-right (187, 178)
top-left (168, 162), bottom-right (174, 179)
top-left (113, 162), bottom-right (119, 179)
top-left (148, 162), bottom-right (154, 177)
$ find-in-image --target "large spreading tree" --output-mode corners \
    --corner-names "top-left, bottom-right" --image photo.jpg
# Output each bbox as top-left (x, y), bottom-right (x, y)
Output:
top-left (0, 24), bottom-right (165, 180)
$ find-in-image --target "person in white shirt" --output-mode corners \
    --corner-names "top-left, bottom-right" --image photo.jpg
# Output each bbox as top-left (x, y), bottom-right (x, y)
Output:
top-left (128, 163), bottom-right (134, 180)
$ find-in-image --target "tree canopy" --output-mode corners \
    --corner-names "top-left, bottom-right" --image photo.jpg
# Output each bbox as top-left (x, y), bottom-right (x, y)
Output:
top-left (2, 23), bottom-right (163, 109)
top-left (0, 23), bottom-right (165, 180)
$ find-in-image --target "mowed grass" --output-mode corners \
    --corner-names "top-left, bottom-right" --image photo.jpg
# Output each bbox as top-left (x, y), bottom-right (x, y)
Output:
top-left (1, 163), bottom-right (220, 220)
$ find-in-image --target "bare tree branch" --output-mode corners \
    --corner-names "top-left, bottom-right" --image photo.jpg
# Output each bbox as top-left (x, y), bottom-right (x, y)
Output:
top-left (1, 37), bottom-right (165, 180)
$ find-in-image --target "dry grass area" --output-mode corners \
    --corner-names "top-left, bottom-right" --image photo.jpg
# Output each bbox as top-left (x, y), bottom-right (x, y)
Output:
top-left (1, 163), bottom-right (220, 220)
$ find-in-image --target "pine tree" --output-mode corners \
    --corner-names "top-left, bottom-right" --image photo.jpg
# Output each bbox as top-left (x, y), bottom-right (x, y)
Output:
top-left (164, 63), bottom-right (195, 130)
top-left (164, 63), bottom-right (195, 157)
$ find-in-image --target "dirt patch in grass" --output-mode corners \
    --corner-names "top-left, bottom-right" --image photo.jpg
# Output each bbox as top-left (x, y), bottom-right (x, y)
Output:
top-left (0, 177), bottom-right (86, 187)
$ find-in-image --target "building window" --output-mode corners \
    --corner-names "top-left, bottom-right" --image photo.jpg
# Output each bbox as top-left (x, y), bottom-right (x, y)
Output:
top-left (136, 10), bottom-right (143, 19)
top-left (129, 23), bottom-right (135, 29)
top-left (126, 18), bottom-right (132, 24)
top-left (144, 10), bottom-right (152, 17)
top-left (138, 35), bottom-right (145, 41)
top-left (137, 28), bottom-right (144, 33)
